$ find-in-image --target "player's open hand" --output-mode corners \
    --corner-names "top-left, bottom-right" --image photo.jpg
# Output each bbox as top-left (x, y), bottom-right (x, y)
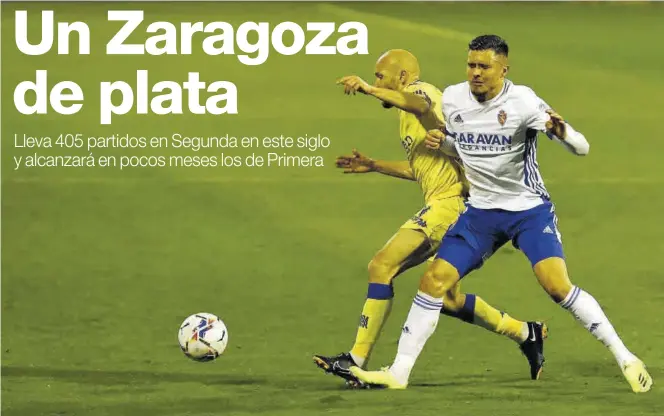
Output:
top-left (425, 129), bottom-right (445, 150)
top-left (545, 109), bottom-right (567, 139)
top-left (335, 149), bottom-right (375, 173)
top-left (336, 75), bottom-right (374, 95)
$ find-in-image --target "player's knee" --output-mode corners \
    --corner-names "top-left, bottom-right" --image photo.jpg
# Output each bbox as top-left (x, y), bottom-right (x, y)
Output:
top-left (419, 260), bottom-right (460, 298)
top-left (367, 255), bottom-right (399, 285)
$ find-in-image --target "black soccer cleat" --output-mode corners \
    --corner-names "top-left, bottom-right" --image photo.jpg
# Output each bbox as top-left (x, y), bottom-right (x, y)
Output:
top-left (313, 352), bottom-right (363, 386)
top-left (519, 321), bottom-right (548, 380)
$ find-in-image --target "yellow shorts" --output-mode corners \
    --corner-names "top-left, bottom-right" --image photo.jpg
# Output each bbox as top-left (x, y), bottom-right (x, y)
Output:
top-left (400, 195), bottom-right (465, 249)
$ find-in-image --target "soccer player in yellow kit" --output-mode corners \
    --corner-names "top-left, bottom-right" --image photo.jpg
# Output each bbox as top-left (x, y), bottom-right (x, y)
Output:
top-left (313, 49), bottom-right (547, 386)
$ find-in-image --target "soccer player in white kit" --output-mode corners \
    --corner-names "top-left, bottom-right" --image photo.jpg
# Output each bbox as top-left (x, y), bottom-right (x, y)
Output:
top-left (350, 35), bottom-right (653, 393)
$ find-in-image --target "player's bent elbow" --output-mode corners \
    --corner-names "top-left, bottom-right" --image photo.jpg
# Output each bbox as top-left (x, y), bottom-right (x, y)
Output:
top-left (409, 99), bottom-right (430, 117)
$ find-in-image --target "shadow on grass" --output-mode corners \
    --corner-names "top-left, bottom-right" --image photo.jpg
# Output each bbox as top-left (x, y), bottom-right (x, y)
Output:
top-left (410, 375), bottom-right (524, 388)
top-left (1, 365), bottom-right (266, 387)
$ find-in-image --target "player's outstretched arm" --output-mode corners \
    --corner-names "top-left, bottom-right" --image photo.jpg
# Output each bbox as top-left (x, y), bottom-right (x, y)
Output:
top-left (336, 76), bottom-right (430, 116)
top-left (545, 109), bottom-right (590, 156)
top-left (336, 149), bottom-right (415, 181)
top-left (369, 88), bottom-right (431, 116)
top-left (372, 160), bottom-right (416, 181)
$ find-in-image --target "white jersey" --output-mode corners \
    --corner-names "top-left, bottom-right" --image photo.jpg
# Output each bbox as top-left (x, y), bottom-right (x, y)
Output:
top-left (442, 79), bottom-right (579, 211)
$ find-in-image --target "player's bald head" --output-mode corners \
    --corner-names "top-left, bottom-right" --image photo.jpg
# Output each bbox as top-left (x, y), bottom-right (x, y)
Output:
top-left (375, 49), bottom-right (421, 80)
top-left (372, 49), bottom-right (420, 100)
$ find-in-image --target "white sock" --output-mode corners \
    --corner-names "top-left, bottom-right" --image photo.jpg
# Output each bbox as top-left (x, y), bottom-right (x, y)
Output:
top-left (560, 286), bottom-right (636, 367)
top-left (389, 291), bottom-right (443, 385)
top-left (519, 323), bottom-right (530, 343)
top-left (350, 353), bottom-right (365, 368)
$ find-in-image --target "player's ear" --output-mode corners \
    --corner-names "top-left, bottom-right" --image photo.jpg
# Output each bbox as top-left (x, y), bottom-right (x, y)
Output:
top-left (400, 70), bottom-right (407, 84)
top-left (502, 65), bottom-right (509, 77)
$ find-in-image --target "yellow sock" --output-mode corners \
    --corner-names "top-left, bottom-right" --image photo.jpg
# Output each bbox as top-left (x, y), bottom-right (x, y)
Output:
top-left (472, 296), bottom-right (504, 332)
top-left (496, 312), bottom-right (528, 343)
top-left (445, 294), bottom-right (527, 344)
top-left (350, 283), bottom-right (394, 368)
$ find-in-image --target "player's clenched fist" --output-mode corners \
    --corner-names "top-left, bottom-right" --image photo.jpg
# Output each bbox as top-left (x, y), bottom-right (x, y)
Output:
top-left (335, 149), bottom-right (375, 173)
top-left (337, 75), bottom-right (374, 95)
top-left (545, 109), bottom-right (567, 139)
top-left (424, 129), bottom-right (445, 150)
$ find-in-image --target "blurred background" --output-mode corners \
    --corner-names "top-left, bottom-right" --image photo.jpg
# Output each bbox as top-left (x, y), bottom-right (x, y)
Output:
top-left (2, 2), bottom-right (663, 415)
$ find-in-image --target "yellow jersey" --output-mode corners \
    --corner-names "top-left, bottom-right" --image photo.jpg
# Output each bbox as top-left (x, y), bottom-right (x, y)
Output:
top-left (398, 81), bottom-right (466, 202)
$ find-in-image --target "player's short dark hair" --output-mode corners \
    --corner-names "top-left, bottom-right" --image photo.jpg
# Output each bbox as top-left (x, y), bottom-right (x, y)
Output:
top-left (468, 35), bottom-right (509, 57)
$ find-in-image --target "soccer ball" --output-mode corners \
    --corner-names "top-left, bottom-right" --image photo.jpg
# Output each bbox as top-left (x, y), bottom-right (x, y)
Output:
top-left (178, 313), bottom-right (228, 362)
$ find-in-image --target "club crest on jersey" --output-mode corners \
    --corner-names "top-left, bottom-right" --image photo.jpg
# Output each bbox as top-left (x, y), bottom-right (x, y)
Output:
top-left (497, 110), bottom-right (507, 126)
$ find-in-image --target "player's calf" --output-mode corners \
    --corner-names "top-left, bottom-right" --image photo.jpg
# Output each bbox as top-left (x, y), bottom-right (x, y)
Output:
top-left (534, 258), bottom-right (652, 392)
top-left (324, 229), bottom-right (430, 377)
top-left (345, 253), bottom-right (402, 367)
top-left (533, 257), bottom-right (573, 302)
top-left (441, 284), bottom-right (546, 380)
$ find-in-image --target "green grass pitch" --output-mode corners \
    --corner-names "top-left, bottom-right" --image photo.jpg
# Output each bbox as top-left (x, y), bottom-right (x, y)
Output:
top-left (2, 2), bottom-right (664, 415)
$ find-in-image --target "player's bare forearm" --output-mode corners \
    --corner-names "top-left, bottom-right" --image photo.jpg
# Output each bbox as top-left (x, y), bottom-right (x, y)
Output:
top-left (367, 87), bottom-right (430, 116)
top-left (372, 160), bottom-right (416, 181)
